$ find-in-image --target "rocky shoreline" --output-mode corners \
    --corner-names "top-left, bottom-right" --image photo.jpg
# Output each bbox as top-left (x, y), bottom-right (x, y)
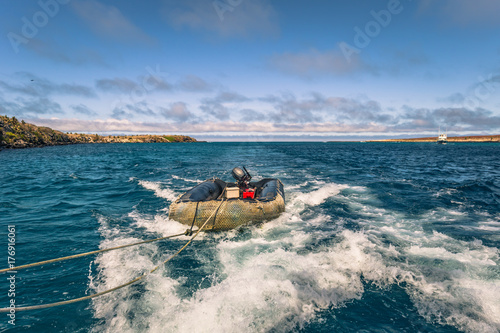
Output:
top-left (0, 116), bottom-right (197, 149)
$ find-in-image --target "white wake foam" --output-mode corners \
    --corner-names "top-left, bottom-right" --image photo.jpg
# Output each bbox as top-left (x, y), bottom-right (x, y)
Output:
top-left (171, 175), bottom-right (202, 183)
top-left (90, 182), bottom-right (500, 333)
top-left (336, 187), bottom-right (500, 332)
top-left (128, 210), bottom-right (193, 239)
top-left (90, 182), bottom-right (351, 332)
top-left (138, 180), bottom-right (178, 201)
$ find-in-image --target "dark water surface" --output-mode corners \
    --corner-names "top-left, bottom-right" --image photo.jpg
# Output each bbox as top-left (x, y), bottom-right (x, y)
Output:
top-left (1, 142), bottom-right (499, 332)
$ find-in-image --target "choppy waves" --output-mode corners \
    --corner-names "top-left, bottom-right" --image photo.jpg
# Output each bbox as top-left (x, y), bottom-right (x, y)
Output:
top-left (91, 178), bottom-right (500, 333)
top-left (3, 143), bottom-right (499, 333)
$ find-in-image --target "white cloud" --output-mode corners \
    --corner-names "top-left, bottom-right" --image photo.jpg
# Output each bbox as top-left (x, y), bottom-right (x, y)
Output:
top-left (199, 91), bottom-right (249, 120)
top-left (3, 97), bottom-right (64, 116)
top-left (162, 0), bottom-right (279, 38)
top-left (71, 104), bottom-right (98, 116)
top-left (72, 0), bottom-right (154, 43)
top-left (178, 75), bottom-right (213, 92)
top-left (95, 76), bottom-right (172, 96)
top-left (445, 0), bottom-right (500, 26)
top-left (419, 0), bottom-right (500, 26)
top-left (26, 38), bottom-right (107, 66)
top-left (159, 102), bottom-right (195, 122)
top-left (262, 93), bottom-right (390, 124)
top-left (23, 101), bottom-right (500, 138)
top-left (397, 106), bottom-right (500, 131)
top-left (269, 49), bottom-right (367, 78)
top-left (96, 78), bottom-right (141, 94)
top-left (0, 72), bottom-right (95, 98)
top-left (25, 117), bottom-right (387, 135)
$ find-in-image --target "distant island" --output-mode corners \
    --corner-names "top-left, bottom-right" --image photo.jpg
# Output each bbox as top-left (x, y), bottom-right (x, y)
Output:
top-left (368, 135), bottom-right (500, 143)
top-left (0, 115), bottom-right (197, 149)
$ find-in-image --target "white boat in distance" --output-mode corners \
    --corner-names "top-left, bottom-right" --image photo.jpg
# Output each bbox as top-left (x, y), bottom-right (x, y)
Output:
top-left (437, 127), bottom-right (448, 144)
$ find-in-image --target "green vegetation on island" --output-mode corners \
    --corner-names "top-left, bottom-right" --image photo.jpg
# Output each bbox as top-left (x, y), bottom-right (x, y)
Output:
top-left (0, 115), bottom-right (197, 149)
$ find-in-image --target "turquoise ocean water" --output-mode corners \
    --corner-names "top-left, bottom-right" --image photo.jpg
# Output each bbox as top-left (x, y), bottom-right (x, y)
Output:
top-left (1, 142), bottom-right (499, 332)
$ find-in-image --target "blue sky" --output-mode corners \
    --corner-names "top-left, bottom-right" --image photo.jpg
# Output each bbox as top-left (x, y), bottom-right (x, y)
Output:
top-left (1, 0), bottom-right (500, 140)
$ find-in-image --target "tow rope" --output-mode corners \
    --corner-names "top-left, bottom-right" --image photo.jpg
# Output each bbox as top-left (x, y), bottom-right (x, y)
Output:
top-left (0, 200), bottom-right (226, 312)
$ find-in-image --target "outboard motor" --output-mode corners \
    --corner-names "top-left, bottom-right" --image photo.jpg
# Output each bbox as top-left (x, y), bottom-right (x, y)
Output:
top-left (232, 166), bottom-right (252, 188)
top-left (232, 166), bottom-right (255, 199)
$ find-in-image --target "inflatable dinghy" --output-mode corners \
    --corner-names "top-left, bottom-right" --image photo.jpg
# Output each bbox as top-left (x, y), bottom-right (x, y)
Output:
top-left (169, 167), bottom-right (285, 231)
